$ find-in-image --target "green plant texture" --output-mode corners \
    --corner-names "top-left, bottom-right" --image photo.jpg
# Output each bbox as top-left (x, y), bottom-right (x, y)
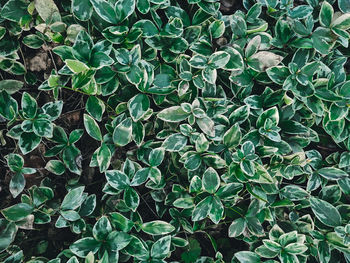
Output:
top-left (1, 0), bottom-right (350, 262)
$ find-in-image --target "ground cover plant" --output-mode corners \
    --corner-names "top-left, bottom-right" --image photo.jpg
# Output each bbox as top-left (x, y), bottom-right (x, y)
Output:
top-left (1, 0), bottom-right (350, 262)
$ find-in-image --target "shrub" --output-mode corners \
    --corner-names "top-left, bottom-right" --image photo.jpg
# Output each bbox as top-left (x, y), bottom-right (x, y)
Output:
top-left (1, 0), bottom-right (350, 262)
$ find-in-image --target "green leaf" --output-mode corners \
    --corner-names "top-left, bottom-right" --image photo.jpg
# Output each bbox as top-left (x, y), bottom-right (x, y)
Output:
top-left (280, 185), bottom-right (309, 201)
top-left (192, 196), bottom-right (212, 222)
top-left (124, 187), bottom-right (139, 211)
top-left (229, 218), bottom-right (246, 237)
top-left (151, 235), bottom-right (171, 259)
top-left (115, 0), bottom-right (135, 22)
top-left (288, 5), bottom-right (313, 19)
top-left (33, 118), bottom-right (53, 138)
top-left (124, 236), bottom-right (148, 258)
top-left (105, 170), bottom-right (130, 190)
top-left (256, 107), bottom-right (279, 128)
top-left (223, 123), bottom-right (241, 149)
top-left (340, 152), bottom-right (350, 168)
top-left (86, 96), bottom-right (105, 122)
top-left (148, 147), bottom-right (164, 167)
top-left (209, 196), bottom-right (224, 224)
top-left (332, 14), bottom-right (350, 30)
top-left (70, 237), bottom-right (101, 258)
top-left (19, 132), bottom-right (41, 155)
top-left (317, 167), bottom-right (348, 180)
top-left (93, 216), bottom-right (112, 241)
top-left (72, 0), bottom-right (93, 21)
top-left (339, 0), bottom-right (350, 12)
top-left (209, 20), bottom-right (225, 38)
top-left (34, 0), bottom-right (60, 22)
top-left (22, 35), bottom-right (44, 49)
top-left (141, 220), bottom-right (175, 235)
top-left (133, 19), bottom-right (158, 37)
top-left (0, 80), bottom-right (23, 94)
top-left (128, 93), bottom-right (150, 122)
top-left (158, 106), bottom-right (190, 122)
top-left (65, 59), bottom-right (89, 74)
top-left (310, 197), bottom-right (341, 227)
top-left (9, 172), bottom-right (25, 198)
top-left (235, 251), bottom-right (261, 263)
top-left (202, 167), bottom-right (220, 194)
top-left (0, 219), bottom-right (17, 252)
top-left (319, 1), bottom-right (333, 27)
top-left (22, 92), bottom-right (37, 119)
top-left (90, 0), bottom-right (118, 24)
top-left (162, 133), bottom-right (187, 152)
top-left (62, 145), bottom-right (81, 175)
top-left (113, 117), bottom-right (133, 146)
top-left (42, 101), bottom-right (63, 121)
top-left (208, 51), bottom-right (230, 69)
top-left (84, 114), bottom-right (102, 141)
top-left (0, 0), bottom-right (29, 22)
top-left (1, 203), bottom-right (33, 222)
top-left (61, 186), bottom-right (85, 210)
top-left (106, 231), bottom-right (131, 251)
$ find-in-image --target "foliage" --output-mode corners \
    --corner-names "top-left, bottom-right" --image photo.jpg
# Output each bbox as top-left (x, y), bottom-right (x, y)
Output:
top-left (0, 0), bottom-right (350, 262)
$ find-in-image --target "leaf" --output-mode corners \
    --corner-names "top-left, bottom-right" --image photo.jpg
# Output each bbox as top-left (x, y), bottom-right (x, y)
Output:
top-left (280, 185), bottom-right (309, 201)
top-left (162, 133), bottom-right (187, 152)
top-left (93, 216), bottom-right (112, 241)
top-left (65, 59), bottom-right (89, 74)
top-left (19, 132), bottom-right (41, 155)
top-left (339, 0), bottom-right (350, 12)
top-left (223, 123), bottom-right (241, 149)
top-left (72, 0), bottom-right (93, 21)
top-left (235, 251), bottom-right (261, 263)
top-left (151, 235), bottom-right (171, 259)
top-left (149, 147), bottom-right (165, 167)
top-left (22, 92), bottom-right (37, 119)
top-left (0, 80), bottom-right (23, 94)
top-left (157, 106), bottom-right (190, 122)
top-left (288, 5), bottom-right (313, 19)
top-left (84, 114), bottom-right (102, 141)
top-left (192, 196), bottom-right (212, 222)
top-left (33, 118), bottom-right (53, 138)
top-left (0, 219), bottom-right (17, 252)
top-left (208, 51), bottom-right (230, 69)
top-left (124, 187), bottom-right (139, 211)
top-left (34, 0), bottom-right (60, 22)
top-left (113, 117), bottom-right (133, 146)
top-left (319, 1), bottom-right (333, 27)
top-left (250, 51), bottom-right (283, 71)
top-left (22, 35), bottom-right (44, 49)
top-left (115, 0), bottom-right (135, 22)
top-left (209, 20), bottom-right (225, 38)
top-left (128, 93), bottom-right (150, 122)
top-left (0, 0), bottom-right (29, 22)
top-left (332, 14), bottom-right (350, 30)
top-left (86, 96), bottom-right (105, 122)
top-left (310, 197), bottom-right (341, 227)
top-left (90, 0), bottom-right (118, 24)
top-left (1, 203), bottom-right (34, 222)
top-left (105, 170), bottom-right (130, 190)
top-left (141, 220), bottom-right (175, 235)
top-left (106, 231), bottom-right (132, 251)
top-left (70, 237), bottom-right (101, 258)
top-left (202, 167), bottom-right (220, 194)
top-left (61, 186), bottom-right (85, 210)
top-left (9, 172), bottom-right (25, 198)
top-left (317, 167), bottom-right (348, 180)
top-left (228, 218), bottom-right (246, 237)
top-left (133, 19), bottom-right (158, 37)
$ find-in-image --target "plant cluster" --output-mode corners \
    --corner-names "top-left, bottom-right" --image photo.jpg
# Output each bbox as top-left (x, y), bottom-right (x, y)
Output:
top-left (1, 0), bottom-right (350, 262)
